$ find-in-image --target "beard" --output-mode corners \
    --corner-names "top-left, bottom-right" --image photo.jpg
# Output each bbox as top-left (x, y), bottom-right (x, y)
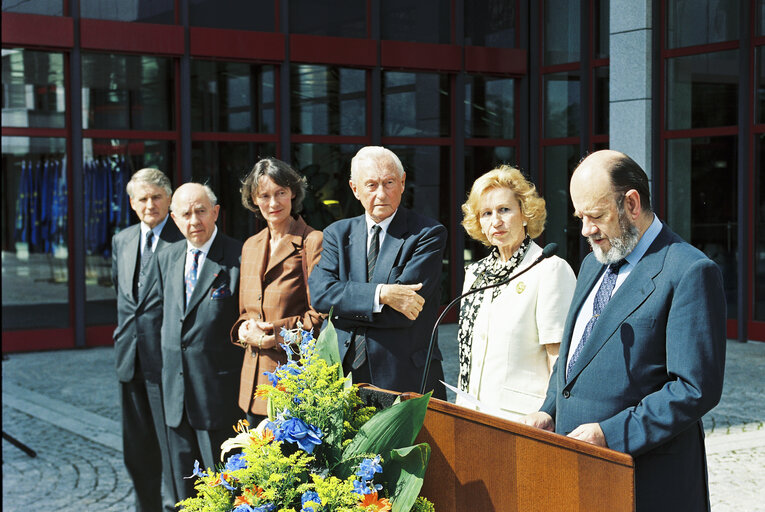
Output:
top-left (588, 206), bottom-right (640, 265)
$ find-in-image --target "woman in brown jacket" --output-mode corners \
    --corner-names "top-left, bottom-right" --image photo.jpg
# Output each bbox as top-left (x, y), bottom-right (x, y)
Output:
top-left (232, 158), bottom-right (324, 425)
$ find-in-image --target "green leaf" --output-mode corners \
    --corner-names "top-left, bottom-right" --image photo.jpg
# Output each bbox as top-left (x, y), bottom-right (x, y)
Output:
top-left (315, 312), bottom-right (342, 379)
top-left (384, 443), bottom-right (431, 512)
top-left (338, 392), bottom-right (431, 478)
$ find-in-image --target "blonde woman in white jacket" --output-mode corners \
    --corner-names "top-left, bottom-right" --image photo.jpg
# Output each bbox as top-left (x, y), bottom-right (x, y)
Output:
top-left (457, 165), bottom-right (576, 421)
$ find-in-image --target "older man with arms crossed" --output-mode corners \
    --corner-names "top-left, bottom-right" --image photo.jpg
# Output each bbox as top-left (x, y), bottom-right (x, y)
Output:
top-left (309, 146), bottom-right (447, 398)
top-left (156, 183), bottom-right (243, 501)
top-left (112, 168), bottom-right (182, 511)
top-left (523, 150), bottom-right (726, 511)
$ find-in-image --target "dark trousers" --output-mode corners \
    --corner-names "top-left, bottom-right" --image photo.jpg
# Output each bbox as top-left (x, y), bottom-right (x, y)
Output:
top-left (120, 376), bottom-right (177, 512)
top-left (167, 411), bottom-right (233, 502)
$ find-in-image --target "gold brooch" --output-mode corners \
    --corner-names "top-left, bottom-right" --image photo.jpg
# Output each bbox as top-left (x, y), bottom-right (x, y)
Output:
top-left (516, 282), bottom-right (526, 294)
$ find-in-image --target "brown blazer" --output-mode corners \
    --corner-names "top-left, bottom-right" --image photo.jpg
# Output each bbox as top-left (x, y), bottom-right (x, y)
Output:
top-left (231, 216), bottom-right (324, 415)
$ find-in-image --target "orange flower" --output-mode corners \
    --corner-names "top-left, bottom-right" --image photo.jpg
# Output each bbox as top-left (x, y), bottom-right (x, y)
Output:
top-left (260, 429), bottom-right (274, 443)
top-left (254, 387), bottom-right (271, 398)
top-left (358, 491), bottom-right (392, 511)
top-left (207, 475), bottom-right (221, 487)
top-left (233, 495), bottom-right (251, 506)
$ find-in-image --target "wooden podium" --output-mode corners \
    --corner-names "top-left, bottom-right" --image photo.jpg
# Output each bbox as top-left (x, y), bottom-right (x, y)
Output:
top-left (399, 393), bottom-right (635, 512)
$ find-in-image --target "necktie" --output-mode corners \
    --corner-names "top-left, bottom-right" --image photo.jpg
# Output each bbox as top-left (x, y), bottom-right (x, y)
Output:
top-left (141, 230), bottom-right (154, 270)
top-left (367, 225), bottom-right (381, 282)
top-left (567, 260), bottom-right (626, 379)
top-left (185, 249), bottom-right (201, 308)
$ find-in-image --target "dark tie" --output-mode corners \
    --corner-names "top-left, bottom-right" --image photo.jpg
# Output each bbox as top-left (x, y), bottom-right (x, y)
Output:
top-left (185, 249), bottom-right (201, 308)
top-left (566, 260), bottom-right (626, 379)
top-left (141, 230), bottom-right (154, 270)
top-left (367, 224), bottom-right (381, 282)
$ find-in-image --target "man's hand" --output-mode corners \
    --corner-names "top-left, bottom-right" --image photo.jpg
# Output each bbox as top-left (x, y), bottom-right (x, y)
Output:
top-left (379, 283), bottom-right (425, 320)
top-left (520, 411), bottom-right (555, 431)
top-left (568, 423), bottom-right (607, 447)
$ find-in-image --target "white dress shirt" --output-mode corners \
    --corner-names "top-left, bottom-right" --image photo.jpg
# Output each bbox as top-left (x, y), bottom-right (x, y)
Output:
top-left (184, 226), bottom-right (218, 277)
top-left (139, 215), bottom-right (169, 254)
top-left (367, 211), bottom-right (397, 313)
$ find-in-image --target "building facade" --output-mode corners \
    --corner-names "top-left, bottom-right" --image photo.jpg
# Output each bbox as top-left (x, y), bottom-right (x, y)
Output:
top-left (2, 0), bottom-right (763, 350)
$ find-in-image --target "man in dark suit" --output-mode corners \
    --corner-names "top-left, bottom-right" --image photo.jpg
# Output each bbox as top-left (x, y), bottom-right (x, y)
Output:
top-left (523, 150), bottom-right (726, 511)
top-left (156, 182), bottom-right (243, 501)
top-left (308, 146), bottom-right (447, 398)
top-left (111, 168), bottom-right (183, 512)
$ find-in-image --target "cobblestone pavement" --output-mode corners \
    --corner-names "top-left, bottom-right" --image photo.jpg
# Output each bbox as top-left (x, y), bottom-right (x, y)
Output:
top-left (2, 333), bottom-right (764, 511)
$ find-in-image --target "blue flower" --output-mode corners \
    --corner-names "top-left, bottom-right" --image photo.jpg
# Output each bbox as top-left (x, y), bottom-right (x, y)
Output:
top-left (276, 417), bottom-right (323, 453)
top-left (279, 326), bottom-right (292, 341)
top-left (280, 362), bottom-right (303, 377)
top-left (253, 504), bottom-right (276, 512)
top-left (184, 459), bottom-right (207, 479)
top-left (225, 452), bottom-right (247, 471)
top-left (352, 479), bottom-right (371, 496)
top-left (301, 490), bottom-right (322, 512)
top-left (220, 472), bottom-right (237, 491)
top-left (263, 370), bottom-right (279, 387)
top-left (233, 505), bottom-right (254, 512)
top-left (356, 455), bottom-right (383, 481)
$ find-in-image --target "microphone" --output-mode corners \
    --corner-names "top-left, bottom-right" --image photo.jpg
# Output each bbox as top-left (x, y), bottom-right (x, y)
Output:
top-left (418, 243), bottom-right (559, 395)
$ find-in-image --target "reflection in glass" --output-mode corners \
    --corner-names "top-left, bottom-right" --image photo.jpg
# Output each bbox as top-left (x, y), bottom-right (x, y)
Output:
top-left (463, 146), bottom-right (518, 266)
top-left (756, 134), bottom-right (765, 321)
top-left (544, 0), bottom-right (580, 66)
top-left (1, 136), bottom-right (69, 329)
top-left (291, 65), bottom-right (366, 136)
top-left (381, 0), bottom-right (450, 44)
top-left (191, 141), bottom-right (275, 242)
top-left (465, 76), bottom-right (514, 139)
top-left (191, 60), bottom-right (275, 133)
top-left (757, 47), bottom-right (765, 125)
top-left (666, 136), bottom-right (738, 317)
top-left (383, 72), bottom-right (450, 137)
top-left (2, 0), bottom-right (62, 15)
top-left (2, 49), bottom-right (66, 129)
top-left (80, 0), bottom-right (174, 23)
top-left (289, 0), bottom-right (365, 38)
top-left (666, 50), bottom-right (739, 130)
top-left (290, 143), bottom-right (364, 230)
top-left (544, 72), bottom-right (580, 138)
top-left (666, 0), bottom-right (739, 49)
top-left (464, 0), bottom-right (515, 48)
top-left (593, 67), bottom-right (609, 135)
top-left (82, 138), bottom-right (176, 325)
top-left (594, 0), bottom-right (609, 59)
top-left (760, 0), bottom-right (765, 36)
top-left (190, 0), bottom-right (274, 31)
top-left (543, 144), bottom-right (580, 266)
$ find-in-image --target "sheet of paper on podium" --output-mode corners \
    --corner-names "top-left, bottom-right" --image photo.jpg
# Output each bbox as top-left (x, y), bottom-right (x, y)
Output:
top-left (441, 380), bottom-right (506, 419)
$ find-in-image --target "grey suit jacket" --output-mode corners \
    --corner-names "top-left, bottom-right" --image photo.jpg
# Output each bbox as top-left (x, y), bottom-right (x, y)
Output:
top-left (157, 232), bottom-right (243, 430)
top-left (112, 218), bottom-right (183, 383)
top-left (541, 225), bottom-right (726, 512)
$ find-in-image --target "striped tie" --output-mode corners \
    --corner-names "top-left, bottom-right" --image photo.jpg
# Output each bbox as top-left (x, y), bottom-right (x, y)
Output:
top-left (350, 225), bottom-right (382, 372)
top-left (367, 225), bottom-right (380, 282)
top-left (185, 249), bottom-right (201, 308)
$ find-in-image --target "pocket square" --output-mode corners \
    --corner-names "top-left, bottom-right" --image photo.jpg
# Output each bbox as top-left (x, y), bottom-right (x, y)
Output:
top-left (211, 285), bottom-right (232, 299)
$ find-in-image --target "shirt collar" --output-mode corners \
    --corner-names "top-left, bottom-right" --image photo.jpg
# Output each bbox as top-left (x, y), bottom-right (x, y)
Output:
top-left (141, 215), bottom-right (169, 239)
top-left (187, 225), bottom-right (218, 255)
top-left (624, 214), bottom-right (662, 267)
top-left (365, 209), bottom-right (397, 234)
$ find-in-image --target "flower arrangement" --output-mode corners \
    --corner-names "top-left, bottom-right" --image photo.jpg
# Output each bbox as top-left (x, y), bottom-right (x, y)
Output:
top-left (178, 319), bottom-right (436, 512)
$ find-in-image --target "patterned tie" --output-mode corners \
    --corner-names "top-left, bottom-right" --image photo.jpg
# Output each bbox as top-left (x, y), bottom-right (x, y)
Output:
top-left (141, 230), bottom-right (154, 270)
top-left (349, 225), bottom-right (382, 372)
top-left (567, 260), bottom-right (626, 379)
top-left (367, 224), bottom-right (381, 282)
top-left (185, 249), bottom-right (201, 308)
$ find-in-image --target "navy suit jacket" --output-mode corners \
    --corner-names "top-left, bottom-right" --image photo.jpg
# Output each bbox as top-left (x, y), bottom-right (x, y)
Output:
top-left (157, 232), bottom-right (243, 430)
top-left (112, 218), bottom-right (183, 383)
top-left (308, 208), bottom-right (447, 394)
top-left (541, 224), bottom-right (726, 512)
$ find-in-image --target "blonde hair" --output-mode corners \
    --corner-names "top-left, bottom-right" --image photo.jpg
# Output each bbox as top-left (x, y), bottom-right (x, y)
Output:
top-left (462, 165), bottom-right (547, 246)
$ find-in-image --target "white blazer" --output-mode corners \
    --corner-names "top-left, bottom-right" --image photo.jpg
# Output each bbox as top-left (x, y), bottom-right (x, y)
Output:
top-left (456, 241), bottom-right (576, 421)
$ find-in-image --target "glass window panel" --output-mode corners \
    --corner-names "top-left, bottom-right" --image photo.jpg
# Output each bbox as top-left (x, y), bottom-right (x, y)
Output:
top-left (388, 145), bottom-right (451, 303)
top-left (381, 0), bottom-right (450, 44)
top-left (464, 75), bottom-right (515, 139)
top-left (289, 0), bottom-right (365, 38)
top-left (2, 49), bottom-right (66, 129)
top-left (81, 0), bottom-right (174, 23)
top-left (291, 143), bottom-right (365, 230)
top-left (543, 72), bottom-right (580, 138)
top-left (666, 0), bottom-right (740, 49)
top-left (2, 0), bottom-right (62, 15)
top-left (191, 60), bottom-right (275, 133)
top-left (666, 136), bottom-right (738, 317)
top-left (191, 141), bottom-right (275, 242)
top-left (464, 0), bottom-right (516, 48)
top-left (190, 0), bottom-right (274, 31)
top-left (83, 138), bottom-right (175, 325)
top-left (666, 50), bottom-right (739, 130)
top-left (463, 146), bottom-right (518, 266)
top-left (755, 134), bottom-right (765, 321)
top-left (383, 71), bottom-right (450, 137)
top-left (757, 47), bottom-right (765, 125)
top-left (593, 66), bottom-right (609, 135)
top-left (595, 0), bottom-right (609, 59)
top-left (2, 136), bottom-right (69, 329)
top-left (543, 144), bottom-right (581, 267)
top-left (544, 0), bottom-right (580, 66)
top-left (82, 54), bottom-right (174, 131)
top-left (291, 65), bottom-right (366, 136)
top-left (759, 0), bottom-right (765, 36)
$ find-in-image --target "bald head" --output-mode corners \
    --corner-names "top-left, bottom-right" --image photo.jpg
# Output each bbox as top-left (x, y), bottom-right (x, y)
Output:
top-left (170, 183), bottom-right (220, 247)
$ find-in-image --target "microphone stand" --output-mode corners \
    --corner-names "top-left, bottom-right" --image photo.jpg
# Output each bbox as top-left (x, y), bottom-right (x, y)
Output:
top-left (419, 243), bottom-right (559, 395)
